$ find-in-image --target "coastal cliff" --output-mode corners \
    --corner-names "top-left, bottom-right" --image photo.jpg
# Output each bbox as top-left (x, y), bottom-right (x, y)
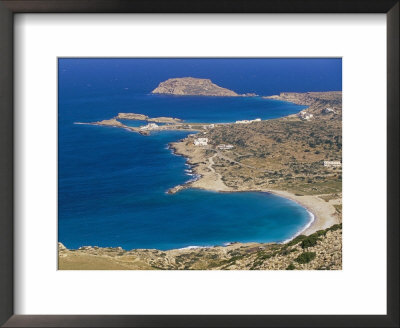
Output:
top-left (151, 77), bottom-right (239, 97)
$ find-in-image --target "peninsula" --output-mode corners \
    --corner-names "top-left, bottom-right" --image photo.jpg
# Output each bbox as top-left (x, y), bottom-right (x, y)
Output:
top-left (151, 77), bottom-right (240, 97)
top-left (63, 90), bottom-right (342, 270)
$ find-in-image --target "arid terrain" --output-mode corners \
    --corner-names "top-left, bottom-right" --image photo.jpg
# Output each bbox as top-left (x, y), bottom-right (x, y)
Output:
top-left (61, 91), bottom-right (342, 270)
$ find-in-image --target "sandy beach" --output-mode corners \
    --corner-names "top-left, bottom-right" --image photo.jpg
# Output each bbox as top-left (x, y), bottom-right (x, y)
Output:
top-left (266, 190), bottom-right (341, 236)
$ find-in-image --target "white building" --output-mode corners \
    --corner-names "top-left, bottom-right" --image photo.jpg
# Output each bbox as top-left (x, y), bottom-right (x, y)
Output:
top-left (322, 107), bottom-right (335, 114)
top-left (140, 123), bottom-right (159, 131)
top-left (194, 138), bottom-right (208, 146)
top-left (298, 111), bottom-right (314, 121)
top-left (217, 144), bottom-right (234, 150)
top-left (235, 118), bottom-right (261, 124)
top-left (324, 161), bottom-right (342, 167)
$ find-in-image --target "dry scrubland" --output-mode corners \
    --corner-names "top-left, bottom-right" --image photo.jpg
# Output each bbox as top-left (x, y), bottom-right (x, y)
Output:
top-left (61, 91), bottom-right (342, 270)
top-left (201, 92), bottom-right (342, 195)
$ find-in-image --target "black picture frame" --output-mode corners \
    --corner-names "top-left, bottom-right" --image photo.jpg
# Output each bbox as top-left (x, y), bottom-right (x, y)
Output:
top-left (0, 1), bottom-right (398, 327)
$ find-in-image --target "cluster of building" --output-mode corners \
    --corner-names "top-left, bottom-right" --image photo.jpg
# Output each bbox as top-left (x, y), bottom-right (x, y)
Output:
top-left (235, 118), bottom-right (261, 124)
top-left (139, 123), bottom-right (159, 131)
top-left (194, 137), bottom-right (209, 146)
top-left (298, 111), bottom-right (314, 121)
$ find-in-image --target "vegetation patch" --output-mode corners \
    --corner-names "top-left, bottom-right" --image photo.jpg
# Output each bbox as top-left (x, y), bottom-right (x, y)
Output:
top-left (295, 252), bottom-right (316, 264)
top-left (300, 234), bottom-right (320, 249)
top-left (286, 263), bottom-right (296, 270)
top-left (286, 234), bottom-right (307, 247)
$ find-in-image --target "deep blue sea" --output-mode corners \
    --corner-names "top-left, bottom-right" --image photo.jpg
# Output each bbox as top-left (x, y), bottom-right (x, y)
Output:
top-left (58, 58), bottom-right (341, 250)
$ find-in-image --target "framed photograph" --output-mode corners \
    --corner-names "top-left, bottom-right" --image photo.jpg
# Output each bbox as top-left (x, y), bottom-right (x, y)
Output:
top-left (0, 1), bottom-right (398, 327)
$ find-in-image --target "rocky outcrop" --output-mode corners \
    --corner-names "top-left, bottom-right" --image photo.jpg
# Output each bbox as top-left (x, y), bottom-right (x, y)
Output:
top-left (166, 184), bottom-right (189, 194)
top-left (58, 242), bottom-right (67, 250)
top-left (151, 77), bottom-right (239, 97)
top-left (116, 113), bottom-right (149, 120)
top-left (95, 118), bottom-right (125, 127)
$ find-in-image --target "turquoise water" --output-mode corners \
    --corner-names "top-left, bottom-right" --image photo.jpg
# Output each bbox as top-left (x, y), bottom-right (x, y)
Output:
top-left (58, 58), bottom-right (341, 250)
top-left (58, 95), bottom-right (312, 250)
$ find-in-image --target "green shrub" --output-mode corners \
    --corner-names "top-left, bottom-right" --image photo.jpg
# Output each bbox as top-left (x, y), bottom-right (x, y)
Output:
top-left (315, 230), bottom-right (327, 237)
top-left (286, 263), bottom-right (296, 270)
top-left (295, 252), bottom-right (316, 264)
top-left (286, 234), bottom-right (307, 247)
top-left (328, 223), bottom-right (342, 231)
top-left (301, 235), bottom-right (319, 249)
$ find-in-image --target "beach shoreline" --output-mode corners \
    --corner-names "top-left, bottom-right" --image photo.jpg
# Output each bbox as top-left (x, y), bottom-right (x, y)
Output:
top-left (265, 190), bottom-right (340, 236)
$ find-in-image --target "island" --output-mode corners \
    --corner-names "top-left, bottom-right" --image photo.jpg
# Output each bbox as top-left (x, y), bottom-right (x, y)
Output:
top-left (63, 90), bottom-right (342, 270)
top-left (151, 77), bottom-right (240, 97)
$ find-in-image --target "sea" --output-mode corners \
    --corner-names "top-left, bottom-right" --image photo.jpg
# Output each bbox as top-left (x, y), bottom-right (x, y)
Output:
top-left (58, 58), bottom-right (342, 250)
